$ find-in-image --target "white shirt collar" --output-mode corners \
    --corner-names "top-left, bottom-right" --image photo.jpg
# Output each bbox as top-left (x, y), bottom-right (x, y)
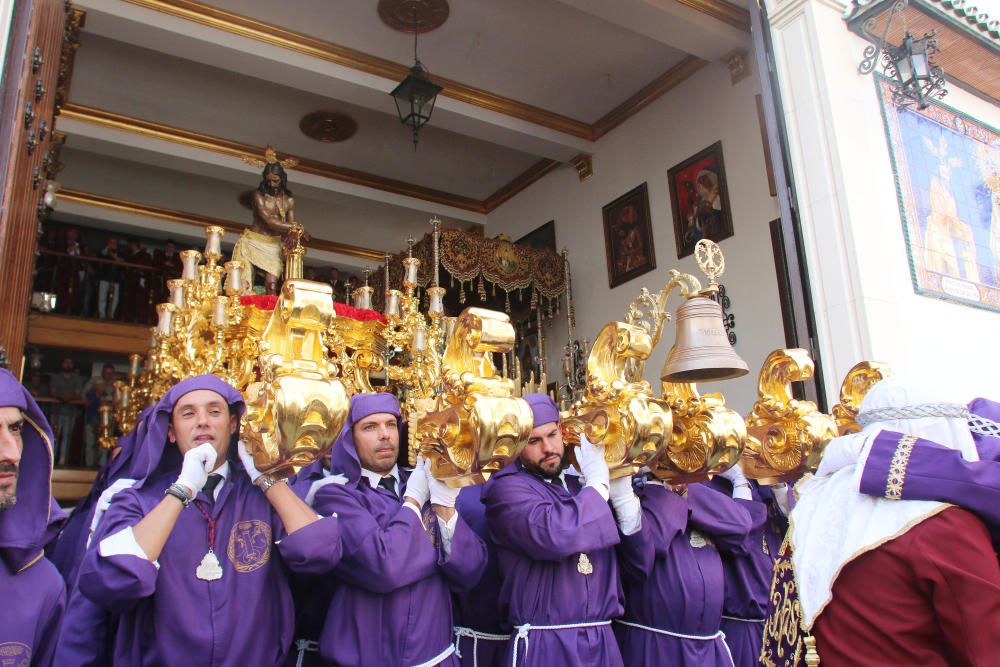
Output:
top-left (360, 464), bottom-right (400, 494)
top-left (542, 470), bottom-right (568, 487)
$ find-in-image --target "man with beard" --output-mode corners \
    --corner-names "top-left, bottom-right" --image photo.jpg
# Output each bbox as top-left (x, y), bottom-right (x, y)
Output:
top-left (0, 368), bottom-right (66, 667)
top-left (234, 161), bottom-right (311, 294)
top-left (78, 375), bottom-right (342, 666)
top-left (483, 394), bottom-right (631, 666)
top-left (311, 392), bottom-right (487, 666)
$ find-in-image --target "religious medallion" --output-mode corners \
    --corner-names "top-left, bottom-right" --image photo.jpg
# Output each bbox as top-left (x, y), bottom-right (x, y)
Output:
top-left (689, 531), bottom-right (708, 548)
top-left (196, 549), bottom-right (223, 581)
top-left (577, 553), bottom-right (593, 575)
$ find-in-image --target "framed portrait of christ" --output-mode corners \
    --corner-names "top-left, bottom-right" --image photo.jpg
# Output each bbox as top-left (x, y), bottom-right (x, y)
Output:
top-left (877, 76), bottom-right (1000, 313)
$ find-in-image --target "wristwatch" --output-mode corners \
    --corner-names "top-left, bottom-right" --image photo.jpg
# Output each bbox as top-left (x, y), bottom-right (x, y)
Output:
top-left (254, 474), bottom-right (283, 494)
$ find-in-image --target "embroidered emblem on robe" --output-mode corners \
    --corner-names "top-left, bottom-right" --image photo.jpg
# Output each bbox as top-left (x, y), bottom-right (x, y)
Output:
top-left (227, 519), bottom-right (272, 573)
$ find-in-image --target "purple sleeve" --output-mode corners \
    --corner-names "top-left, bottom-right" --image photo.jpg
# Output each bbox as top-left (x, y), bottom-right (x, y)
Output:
top-left (276, 515), bottom-right (342, 576)
top-left (312, 485), bottom-right (438, 593)
top-left (76, 490), bottom-right (159, 612)
top-left (486, 478), bottom-right (620, 561)
top-left (687, 483), bottom-right (752, 553)
top-left (438, 516), bottom-right (488, 592)
top-left (618, 485), bottom-right (687, 583)
top-left (860, 435), bottom-right (1000, 536)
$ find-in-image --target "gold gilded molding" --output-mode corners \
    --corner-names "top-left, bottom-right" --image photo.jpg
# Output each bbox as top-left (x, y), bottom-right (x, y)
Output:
top-left (592, 56), bottom-right (708, 140)
top-left (56, 188), bottom-right (387, 262)
top-left (60, 103), bottom-right (487, 213)
top-left (119, 0), bottom-right (592, 139)
top-left (570, 154), bottom-right (593, 181)
top-left (58, 104), bottom-right (574, 215)
top-left (673, 0), bottom-right (751, 32)
top-left (483, 159), bottom-right (561, 211)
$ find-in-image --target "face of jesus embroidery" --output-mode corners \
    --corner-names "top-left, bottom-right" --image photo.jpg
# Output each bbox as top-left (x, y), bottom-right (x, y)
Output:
top-left (227, 520), bottom-right (272, 573)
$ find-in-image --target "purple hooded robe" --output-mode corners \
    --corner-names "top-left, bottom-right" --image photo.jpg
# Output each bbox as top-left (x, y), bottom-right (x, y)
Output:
top-left (311, 392), bottom-right (488, 667)
top-left (616, 480), bottom-right (752, 666)
top-left (0, 368), bottom-right (66, 667)
top-left (53, 406), bottom-right (154, 667)
top-left (77, 375), bottom-right (342, 667)
top-left (452, 482), bottom-right (507, 667)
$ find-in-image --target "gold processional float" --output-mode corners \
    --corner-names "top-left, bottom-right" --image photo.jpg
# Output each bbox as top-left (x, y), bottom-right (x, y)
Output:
top-left (100, 196), bottom-right (892, 491)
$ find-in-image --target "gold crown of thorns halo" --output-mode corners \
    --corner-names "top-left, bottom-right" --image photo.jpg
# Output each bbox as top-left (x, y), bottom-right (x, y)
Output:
top-left (241, 145), bottom-right (299, 170)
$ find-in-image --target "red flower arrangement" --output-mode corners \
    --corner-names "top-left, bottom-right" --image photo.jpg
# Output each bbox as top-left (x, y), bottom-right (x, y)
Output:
top-left (239, 295), bottom-right (386, 323)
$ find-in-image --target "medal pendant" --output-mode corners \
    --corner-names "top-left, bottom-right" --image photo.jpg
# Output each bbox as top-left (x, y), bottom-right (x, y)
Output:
top-left (196, 550), bottom-right (223, 581)
top-left (689, 531), bottom-right (708, 548)
top-left (577, 553), bottom-right (593, 575)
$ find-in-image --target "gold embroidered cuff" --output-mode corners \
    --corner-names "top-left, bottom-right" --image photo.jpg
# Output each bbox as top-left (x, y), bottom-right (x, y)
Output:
top-left (884, 434), bottom-right (917, 500)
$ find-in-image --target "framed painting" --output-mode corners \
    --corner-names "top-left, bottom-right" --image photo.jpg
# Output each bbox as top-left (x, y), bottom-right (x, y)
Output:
top-left (602, 183), bottom-right (656, 288)
top-left (516, 220), bottom-right (556, 251)
top-left (877, 76), bottom-right (1000, 312)
top-left (667, 141), bottom-right (735, 258)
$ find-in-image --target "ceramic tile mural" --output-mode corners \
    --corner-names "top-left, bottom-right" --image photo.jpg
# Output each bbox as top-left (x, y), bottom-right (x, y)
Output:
top-left (878, 77), bottom-right (1000, 312)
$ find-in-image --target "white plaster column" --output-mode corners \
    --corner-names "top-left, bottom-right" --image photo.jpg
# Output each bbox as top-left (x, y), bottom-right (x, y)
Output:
top-left (765, 0), bottom-right (907, 399)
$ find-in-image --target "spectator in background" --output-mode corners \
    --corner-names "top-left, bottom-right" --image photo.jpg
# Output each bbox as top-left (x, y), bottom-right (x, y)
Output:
top-left (304, 266), bottom-right (318, 281)
top-left (155, 239), bottom-right (182, 305)
top-left (97, 237), bottom-right (123, 320)
top-left (123, 239), bottom-right (154, 324)
top-left (54, 227), bottom-right (88, 316)
top-left (328, 267), bottom-right (345, 303)
top-left (25, 371), bottom-right (49, 399)
top-left (83, 364), bottom-right (117, 467)
top-left (49, 357), bottom-right (83, 466)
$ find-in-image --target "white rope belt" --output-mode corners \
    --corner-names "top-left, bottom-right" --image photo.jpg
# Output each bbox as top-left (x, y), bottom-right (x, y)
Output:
top-left (293, 639), bottom-right (319, 667)
top-left (720, 615), bottom-right (766, 623)
top-left (453, 626), bottom-right (511, 667)
top-left (411, 643), bottom-right (456, 667)
top-left (614, 619), bottom-right (735, 667)
top-left (511, 620), bottom-right (611, 667)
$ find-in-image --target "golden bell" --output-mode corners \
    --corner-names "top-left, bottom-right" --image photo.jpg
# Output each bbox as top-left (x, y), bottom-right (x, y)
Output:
top-left (661, 296), bottom-right (748, 383)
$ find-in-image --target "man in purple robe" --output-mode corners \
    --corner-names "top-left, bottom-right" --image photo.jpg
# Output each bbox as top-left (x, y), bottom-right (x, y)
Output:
top-left (285, 456), bottom-right (335, 667)
top-left (707, 468), bottom-right (790, 666)
top-left (310, 392), bottom-right (488, 666)
top-left (452, 482), bottom-right (508, 667)
top-left (483, 393), bottom-right (627, 667)
top-left (52, 407), bottom-right (155, 667)
top-left (0, 368), bottom-right (66, 667)
top-left (78, 374), bottom-right (342, 667)
top-left (50, 406), bottom-right (152, 582)
top-left (823, 396), bottom-right (1000, 542)
top-left (616, 469), bottom-right (752, 666)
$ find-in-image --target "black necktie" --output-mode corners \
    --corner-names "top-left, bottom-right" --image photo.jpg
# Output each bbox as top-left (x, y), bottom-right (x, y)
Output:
top-left (377, 476), bottom-right (397, 498)
top-left (202, 474), bottom-right (223, 500)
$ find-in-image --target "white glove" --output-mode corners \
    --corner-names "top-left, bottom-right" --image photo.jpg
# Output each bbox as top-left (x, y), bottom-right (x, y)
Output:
top-left (428, 460), bottom-right (459, 508)
top-left (609, 476), bottom-right (642, 535)
top-left (175, 442), bottom-right (217, 495)
top-left (771, 483), bottom-right (792, 516)
top-left (815, 434), bottom-right (866, 478)
top-left (575, 434), bottom-right (610, 500)
top-left (718, 463), bottom-right (752, 500)
top-left (403, 456), bottom-right (430, 508)
top-left (238, 441), bottom-right (264, 484)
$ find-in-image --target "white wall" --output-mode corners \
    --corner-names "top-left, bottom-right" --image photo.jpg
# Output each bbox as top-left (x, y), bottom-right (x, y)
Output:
top-left (487, 62), bottom-right (783, 414)
top-left (767, 0), bottom-right (1000, 401)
